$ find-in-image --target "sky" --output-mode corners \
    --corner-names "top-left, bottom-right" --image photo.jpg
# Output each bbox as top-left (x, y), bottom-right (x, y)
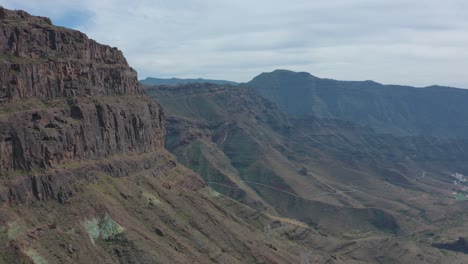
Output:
top-left (2, 0), bottom-right (468, 87)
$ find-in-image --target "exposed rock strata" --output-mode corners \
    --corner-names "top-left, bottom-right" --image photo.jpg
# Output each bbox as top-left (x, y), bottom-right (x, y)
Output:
top-left (0, 150), bottom-right (203, 206)
top-left (0, 7), bottom-right (140, 102)
top-left (0, 7), bottom-right (166, 204)
top-left (0, 96), bottom-right (164, 173)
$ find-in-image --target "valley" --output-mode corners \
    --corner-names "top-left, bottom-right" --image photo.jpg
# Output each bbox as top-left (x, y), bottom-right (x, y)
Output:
top-left (145, 82), bottom-right (468, 262)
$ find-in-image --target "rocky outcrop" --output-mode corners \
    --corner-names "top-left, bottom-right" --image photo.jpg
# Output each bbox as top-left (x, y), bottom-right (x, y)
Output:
top-left (0, 8), bottom-right (166, 204)
top-left (0, 7), bottom-right (140, 102)
top-left (0, 96), bottom-right (164, 173)
top-left (0, 150), bottom-right (204, 205)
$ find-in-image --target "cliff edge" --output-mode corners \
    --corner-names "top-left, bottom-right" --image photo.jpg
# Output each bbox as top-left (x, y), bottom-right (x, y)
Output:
top-left (0, 6), bottom-right (167, 204)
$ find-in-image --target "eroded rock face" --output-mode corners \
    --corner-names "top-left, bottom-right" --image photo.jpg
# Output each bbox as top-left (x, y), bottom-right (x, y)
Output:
top-left (0, 151), bottom-right (192, 205)
top-left (0, 96), bottom-right (164, 173)
top-left (0, 7), bottom-right (141, 102)
top-left (0, 8), bottom-right (166, 203)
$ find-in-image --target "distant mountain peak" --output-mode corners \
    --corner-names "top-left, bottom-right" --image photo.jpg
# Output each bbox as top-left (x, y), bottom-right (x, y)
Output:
top-left (264, 69), bottom-right (319, 79)
top-left (247, 69), bottom-right (468, 138)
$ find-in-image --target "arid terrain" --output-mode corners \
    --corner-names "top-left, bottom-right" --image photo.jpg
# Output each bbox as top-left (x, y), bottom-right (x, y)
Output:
top-left (0, 7), bottom-right (467, 264)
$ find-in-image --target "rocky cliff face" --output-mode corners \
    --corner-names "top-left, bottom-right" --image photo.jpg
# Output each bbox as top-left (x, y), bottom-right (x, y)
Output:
top-left (0, 97), bottom-right (164, 172)
top-left (0, 7), bottom-right (165, 204)
top-left (0, 7), bottom-right (140, 102)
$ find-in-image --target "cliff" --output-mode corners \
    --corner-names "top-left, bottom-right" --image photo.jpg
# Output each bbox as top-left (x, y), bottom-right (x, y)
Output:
top-left (0, 6), bottom-right (170, 206)
top-left (0, 7), bottom-right (140, 102)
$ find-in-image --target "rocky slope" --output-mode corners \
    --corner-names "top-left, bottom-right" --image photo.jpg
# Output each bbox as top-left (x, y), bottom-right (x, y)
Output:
top-left (247, 69), bottom-right (468, 138)
top-left (0, 8), bottom-right (338, 264)
top-left (0, 7), bottom-right (140, 102)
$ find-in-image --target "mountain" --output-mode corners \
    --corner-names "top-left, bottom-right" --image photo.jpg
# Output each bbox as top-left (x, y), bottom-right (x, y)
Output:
top-left (140, 77), bottom-right (238, 86)
top-left (0, 8), bottom-right (330, 264)
top-left (3, 7), bottom-right (468, 263)
top-left (145, 82), bottom-right (468, 263)
top-left (247, 69), bottom-right (468, 138)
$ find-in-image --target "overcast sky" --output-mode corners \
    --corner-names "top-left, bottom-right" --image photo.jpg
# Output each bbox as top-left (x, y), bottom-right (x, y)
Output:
top-left (2, 0), bottom-right (468, 87)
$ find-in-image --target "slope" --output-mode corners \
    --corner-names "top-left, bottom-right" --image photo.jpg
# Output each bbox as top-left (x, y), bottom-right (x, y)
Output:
top-left (145, 82), bottom-right (468, 260)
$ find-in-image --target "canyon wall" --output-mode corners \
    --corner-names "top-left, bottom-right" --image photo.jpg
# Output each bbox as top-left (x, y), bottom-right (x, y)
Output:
top-left (0, 7), bottom-right (166, 205)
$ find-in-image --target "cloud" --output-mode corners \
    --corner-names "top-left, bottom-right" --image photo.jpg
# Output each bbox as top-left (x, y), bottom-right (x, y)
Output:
top-left (2, 0), bottom-right (468, 87)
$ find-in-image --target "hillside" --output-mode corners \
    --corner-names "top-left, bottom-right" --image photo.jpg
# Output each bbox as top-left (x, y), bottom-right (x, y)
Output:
top-left (247, 69), bottom-right (468, 138)
top-left (146, 83), bottom-right (468, 262)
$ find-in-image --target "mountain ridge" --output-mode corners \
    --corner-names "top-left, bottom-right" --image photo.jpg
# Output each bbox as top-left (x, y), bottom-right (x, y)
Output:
top-left (249, 69), bottom-right (467, 90)
top-left (247, 69), bottom-right (468, 138)
top-left (141, 77), bottom-right (238, 86)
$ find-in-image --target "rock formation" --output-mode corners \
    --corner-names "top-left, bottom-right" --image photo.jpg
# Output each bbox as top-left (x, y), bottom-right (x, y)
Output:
top-left (0, 7), bottom-right (140, 102)
top-left (0, 6), bottom-right (166, 204)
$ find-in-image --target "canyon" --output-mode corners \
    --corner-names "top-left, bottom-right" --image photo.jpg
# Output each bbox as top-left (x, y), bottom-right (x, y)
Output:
top-left (1, 6), bottom-right (468, 264)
